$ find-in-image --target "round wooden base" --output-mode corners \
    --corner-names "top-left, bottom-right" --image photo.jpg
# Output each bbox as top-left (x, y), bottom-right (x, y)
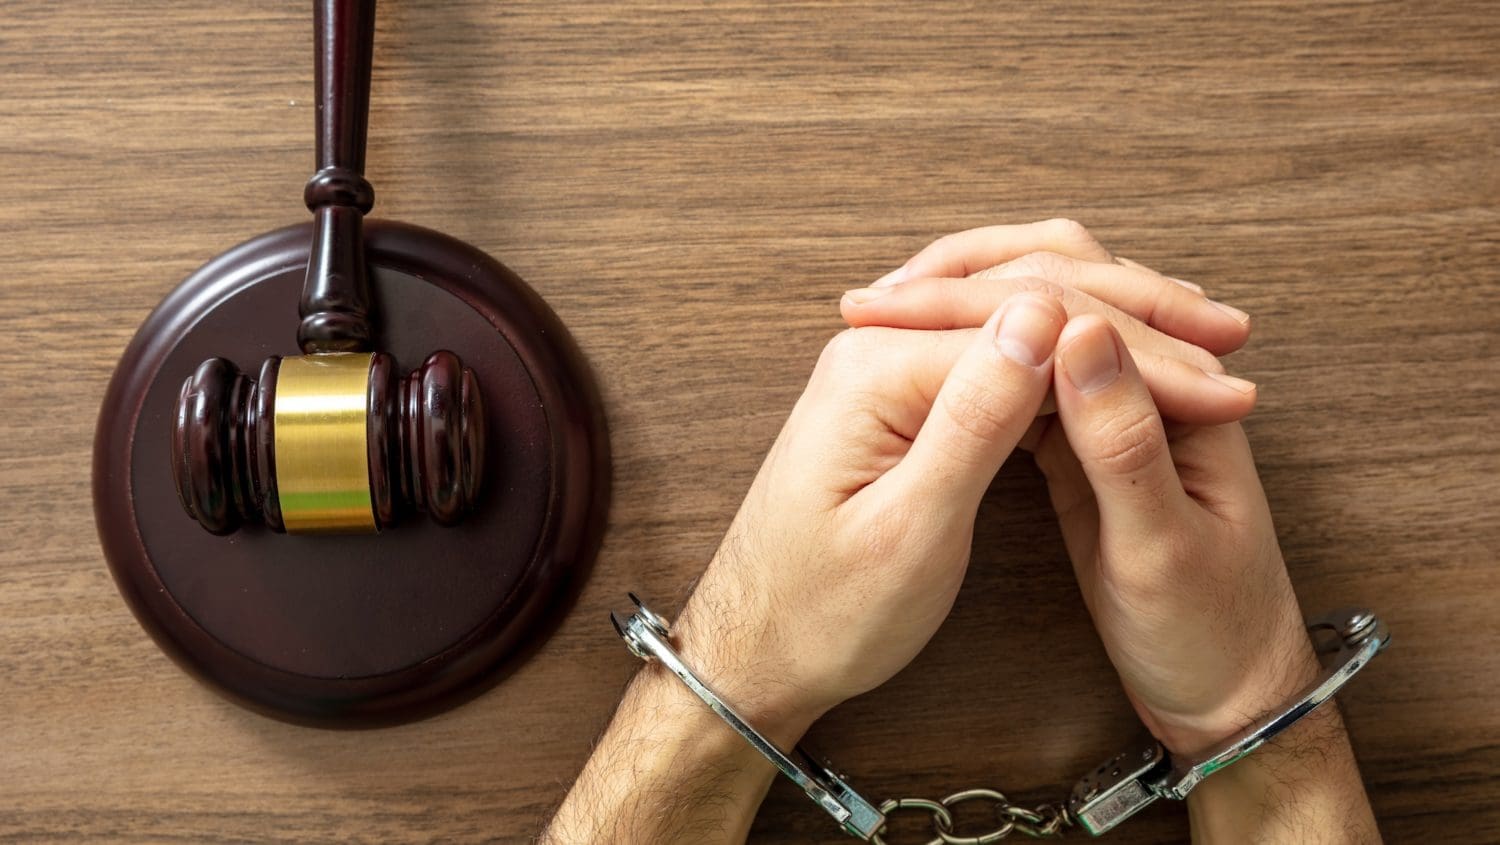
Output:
top-left (93, 220), bottom-right (610, 728)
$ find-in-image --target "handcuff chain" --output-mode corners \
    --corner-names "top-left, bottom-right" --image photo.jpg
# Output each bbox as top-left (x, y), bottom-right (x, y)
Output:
top-left (871, 788), bottom-right (1071, 844)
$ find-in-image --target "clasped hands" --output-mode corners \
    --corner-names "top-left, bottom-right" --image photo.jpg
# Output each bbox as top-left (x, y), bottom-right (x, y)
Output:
top-left (544, 220), bottom-right (1378, 844)
top-left (676, 218), bottom-right (1312, 756)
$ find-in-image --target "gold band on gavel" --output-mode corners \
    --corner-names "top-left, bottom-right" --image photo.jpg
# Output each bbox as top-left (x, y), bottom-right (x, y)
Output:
top-left (274, 353), bottom-right (376, 534)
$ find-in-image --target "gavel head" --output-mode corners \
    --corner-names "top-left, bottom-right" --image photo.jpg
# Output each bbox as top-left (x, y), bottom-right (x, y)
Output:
top-left (171, 350), bottom-right (484, 535)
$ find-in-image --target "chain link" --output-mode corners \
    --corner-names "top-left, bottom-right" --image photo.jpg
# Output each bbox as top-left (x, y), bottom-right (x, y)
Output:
top-left (870, 787), bottom-right (1072, 844)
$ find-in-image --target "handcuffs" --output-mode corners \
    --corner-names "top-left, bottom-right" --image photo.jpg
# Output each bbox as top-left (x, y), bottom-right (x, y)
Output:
top-left (613, 594), bottom-right (1389, 839)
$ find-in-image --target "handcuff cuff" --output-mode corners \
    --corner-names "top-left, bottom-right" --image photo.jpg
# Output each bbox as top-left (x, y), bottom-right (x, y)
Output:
top-left (612, 594), bottom-right (1390, 840)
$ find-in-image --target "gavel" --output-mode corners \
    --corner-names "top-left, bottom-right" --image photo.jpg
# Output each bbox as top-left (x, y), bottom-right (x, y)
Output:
top-left (171, 0), bottom-right (483, 536)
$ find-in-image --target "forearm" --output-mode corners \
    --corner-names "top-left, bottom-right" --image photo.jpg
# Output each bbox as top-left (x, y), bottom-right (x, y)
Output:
top-left (540, 636), bottom-right (817, 845)
top-left (1186, 704), bottom-right (1380, 844)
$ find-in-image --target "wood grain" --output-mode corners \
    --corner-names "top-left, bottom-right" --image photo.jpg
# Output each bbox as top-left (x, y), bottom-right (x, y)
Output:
top-left (1, 0), bottom-right (1496, 842)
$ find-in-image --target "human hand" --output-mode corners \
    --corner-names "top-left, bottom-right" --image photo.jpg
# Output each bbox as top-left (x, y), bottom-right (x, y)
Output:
top-left (848, 298), bottom-right (1313, 750)
top-left (842, 220), bottom-right (1309, 748)
top-left (546, 291), bottom-right (1081, 844)
top-left (548, 225), bottom-right (1375, 845)
top-left (671, 291), bottom-right (1070, 741)
top-left (841, 219), bottom-right (1259, 425)
top-left (1036, 316), bottom-right (1378, 841)
top-left (1035, 315), bottom-right (1317, 752)
top-left (852, 226), bottom-right (1378, 839)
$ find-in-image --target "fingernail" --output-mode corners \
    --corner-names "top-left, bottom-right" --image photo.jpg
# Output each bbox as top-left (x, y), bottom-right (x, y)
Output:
top-left (1170, 277), bottom-right (1205, 296)
top-left (1207, 371), bottom-right (1256, 394)
top-left (1060, 324), bottom-right (1122, 393)
top-left (1209, 299), bottom-right (1250, 326)
top-left (842, 287), bottom-right (891, 305)
top-left (995, 296), bottom-right (1061, 367)
top-left (871, 264), bottom-right (909, 288)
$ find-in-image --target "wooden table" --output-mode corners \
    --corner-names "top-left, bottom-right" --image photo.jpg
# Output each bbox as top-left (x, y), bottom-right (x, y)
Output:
top-left (2, 1), bottom-right (1496, 841)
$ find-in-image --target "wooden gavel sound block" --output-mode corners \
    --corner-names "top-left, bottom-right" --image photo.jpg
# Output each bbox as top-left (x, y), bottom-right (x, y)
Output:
top-left (92, 0), bottom-right (609, 727)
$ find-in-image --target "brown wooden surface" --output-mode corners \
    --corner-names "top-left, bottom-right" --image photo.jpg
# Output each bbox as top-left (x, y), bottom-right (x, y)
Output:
top-left (2, 1), bottom-right (1497, 842)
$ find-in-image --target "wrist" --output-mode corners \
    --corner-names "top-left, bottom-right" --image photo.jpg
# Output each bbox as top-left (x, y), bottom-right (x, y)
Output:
top-left (631, 653), bottom-right (820, 750)
top-left (543, 641), bottom-right (809, 844)
top-left (1157, 621), bottom-right (1381, 843)
top-left (1185, 703), bottom-right (1376, 843)
top-left (1146, 622), bottom-right (1325, 757)
top-left (668, 596), bottom-right (828, 748)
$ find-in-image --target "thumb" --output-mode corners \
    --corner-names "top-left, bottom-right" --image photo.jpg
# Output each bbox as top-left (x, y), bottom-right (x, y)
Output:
top-left (882, 292), bottom-right (1065, 509)
top-left (1052, 315), bottom-right (1192, 542)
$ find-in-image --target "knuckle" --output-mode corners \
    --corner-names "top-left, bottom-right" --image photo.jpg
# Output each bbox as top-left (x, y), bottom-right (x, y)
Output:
top-left (1044, 217), bottom-right (1095, 246)
top-left (1024, 277), bottom-right (1073, 306)
top-left (991, 273), bottom-right (1068, 302)
top-left (1012, 251), bottom-right (1075, 283)
top-left (819, 327), bottom-right (874, 370)
top-left (940, 373), bottom-right (1017, 443)
top-left (923, 233), bottom-right (959, 261)
top-left (813, 330), bottom-right (864, 392)
top-left (816, 328), bottom-right (897, 401)
top-left (1088, 407), bottom-right (1168, 477)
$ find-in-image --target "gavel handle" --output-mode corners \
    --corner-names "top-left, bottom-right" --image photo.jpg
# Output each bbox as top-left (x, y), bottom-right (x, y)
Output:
top-left (298, 0), bottom-right (378, 354)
